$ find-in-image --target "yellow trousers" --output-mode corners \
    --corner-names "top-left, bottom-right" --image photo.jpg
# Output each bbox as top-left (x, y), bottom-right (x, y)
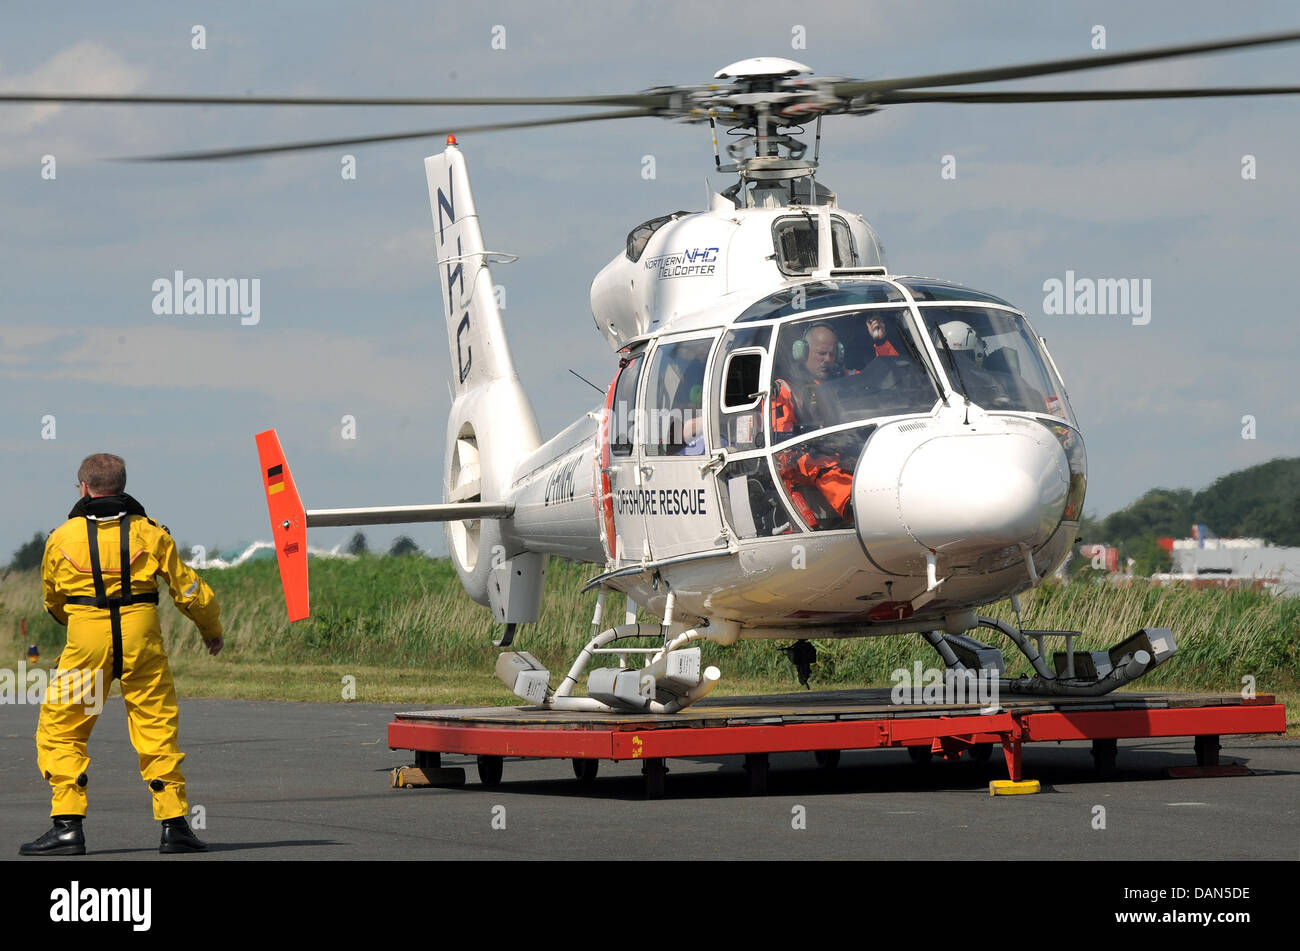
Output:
top-left (35, 604), bottom-right (188, 821)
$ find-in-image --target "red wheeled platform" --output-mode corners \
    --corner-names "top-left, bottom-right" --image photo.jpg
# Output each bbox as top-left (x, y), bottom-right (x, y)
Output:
top-left (386, 688), bottom-right (1286, 797)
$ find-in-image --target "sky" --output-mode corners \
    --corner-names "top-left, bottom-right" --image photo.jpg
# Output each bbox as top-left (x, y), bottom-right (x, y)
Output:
top-left (2, 0), bottom-right (1298, 562)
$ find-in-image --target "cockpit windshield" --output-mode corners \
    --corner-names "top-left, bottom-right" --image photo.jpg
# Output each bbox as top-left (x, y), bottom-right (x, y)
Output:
top-left (917, 305), bottom-right (1076, 425)
top-left (770, 309), bottom-right (939, 442)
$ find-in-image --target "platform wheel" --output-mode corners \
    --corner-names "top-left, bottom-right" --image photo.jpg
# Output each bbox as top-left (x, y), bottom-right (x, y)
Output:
top-left (907, 746), bottom-right (933, 765)
top-left (1090, 738), bottom-right (1117, 779)
top-left (743, 753), bottom-right (770, 795)
top-left (969, 743), bottom-right (994, 763)
top-left (571, 758), bottom-right (599, 783)
top-left (642, 758), bottom-right (666, 800)
top-left (1194, 735), bottom-right (1221, 767)
top-left (814, 749), bottom-right (841, 770)
top-left (477, 754), bottom-right (504, 787)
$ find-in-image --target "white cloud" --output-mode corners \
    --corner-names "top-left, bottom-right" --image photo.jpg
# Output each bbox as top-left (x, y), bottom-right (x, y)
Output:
top-left (1, 324), bottom-right (439, 409)
top-left (0, 41), bottom-right (147, 135)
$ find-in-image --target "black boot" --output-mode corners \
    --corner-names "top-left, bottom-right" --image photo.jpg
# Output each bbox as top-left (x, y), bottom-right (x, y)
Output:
top-left (159, 817), bottom-right (207, 853)
top-left (19, 815), bottom-right (86, 856)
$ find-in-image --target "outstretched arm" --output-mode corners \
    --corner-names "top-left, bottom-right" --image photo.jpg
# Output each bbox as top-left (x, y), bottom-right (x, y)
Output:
top-left (156, 531), bottom-right (223, 650)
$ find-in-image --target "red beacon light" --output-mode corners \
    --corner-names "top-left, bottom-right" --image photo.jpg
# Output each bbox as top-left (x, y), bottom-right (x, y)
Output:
top-left (446, 134), bottom-right (457, 145)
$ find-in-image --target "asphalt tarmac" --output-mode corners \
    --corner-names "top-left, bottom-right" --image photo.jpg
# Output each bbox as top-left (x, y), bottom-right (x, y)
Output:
top-left (2, 697), bottom-right (1296, 861)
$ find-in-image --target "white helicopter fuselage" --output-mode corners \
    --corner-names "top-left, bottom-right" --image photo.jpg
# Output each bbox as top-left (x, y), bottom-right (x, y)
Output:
top-left (262, 142), bottom-right (1083, 653)
top-left (246, 35), bottom-right (1276, 699)
top-left (487, 166), bottom-right (1085, 642)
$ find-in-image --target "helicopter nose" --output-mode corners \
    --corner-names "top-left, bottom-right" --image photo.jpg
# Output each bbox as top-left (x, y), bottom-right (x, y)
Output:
top-left (890, 431), bottom-right (1069, 554)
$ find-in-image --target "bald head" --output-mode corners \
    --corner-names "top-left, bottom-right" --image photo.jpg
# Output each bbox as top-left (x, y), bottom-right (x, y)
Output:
top-left (804, 325), bottom-right (839, 381)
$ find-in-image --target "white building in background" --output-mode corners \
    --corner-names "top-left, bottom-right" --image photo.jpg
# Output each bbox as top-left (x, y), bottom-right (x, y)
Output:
top-left (1153, 530), bottom-right (1300, 596)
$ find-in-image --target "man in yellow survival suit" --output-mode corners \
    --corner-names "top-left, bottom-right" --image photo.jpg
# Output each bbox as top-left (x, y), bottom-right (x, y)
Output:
top-left (20, 453), bottom-right (222, 856)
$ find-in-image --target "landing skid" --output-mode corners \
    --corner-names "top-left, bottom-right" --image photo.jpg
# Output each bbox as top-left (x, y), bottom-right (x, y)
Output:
top-left (920, 618), bottom-right (1179, 697)
top-left (495, 588), bottom-right (726, 714)
top-left (495, 622), bottom-right (722, 714)
top-left (495, 590), bottom-right (1179, 713)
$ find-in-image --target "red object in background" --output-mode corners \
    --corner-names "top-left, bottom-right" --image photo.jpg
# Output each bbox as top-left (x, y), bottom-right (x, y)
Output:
top-left (1157, 537), bottom-right (1175, 551)
top-left (254, 429), bottom-right (310, 622)
top-left (1079, 544), bottom-right (1120, 573)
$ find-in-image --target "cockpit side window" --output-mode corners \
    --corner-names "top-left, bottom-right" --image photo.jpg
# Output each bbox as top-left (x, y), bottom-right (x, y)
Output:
top-left (709, 327), bottom-right (771, 454)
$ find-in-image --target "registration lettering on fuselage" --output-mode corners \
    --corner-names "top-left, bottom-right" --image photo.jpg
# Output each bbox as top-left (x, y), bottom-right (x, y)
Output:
top-left (543, 456), bottom-right (581, 506)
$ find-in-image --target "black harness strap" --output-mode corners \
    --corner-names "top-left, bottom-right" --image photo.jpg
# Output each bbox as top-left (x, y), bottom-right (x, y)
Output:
top-left (119, 516), bottom-right (132, 608)
top-left (65, 593), bottom-right (158, 607)
top-left (82, 515), bottom-right (139, 682)
top-left (84, 518), bottom-right (108, 609)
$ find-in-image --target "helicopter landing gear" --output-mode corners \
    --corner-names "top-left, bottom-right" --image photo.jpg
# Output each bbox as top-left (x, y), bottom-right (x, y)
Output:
top-left (975, 618), bottom-right (1179, 697)
top-left (780, 639), bottom-right (817, 688)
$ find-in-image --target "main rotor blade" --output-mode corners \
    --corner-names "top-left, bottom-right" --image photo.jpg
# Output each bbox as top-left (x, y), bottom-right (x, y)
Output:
top-left (0, 91), bottom-right (668, 109)
top-left (875, 85), bottom-right (1300, 104)
top-left (119, 108), bottom-right (653, 161)
top-left (835, 29), bottom-right (1300, 97)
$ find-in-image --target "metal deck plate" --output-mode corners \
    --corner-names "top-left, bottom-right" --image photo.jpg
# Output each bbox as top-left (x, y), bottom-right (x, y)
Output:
top-left (393, 687), bottom-right (1264, 731)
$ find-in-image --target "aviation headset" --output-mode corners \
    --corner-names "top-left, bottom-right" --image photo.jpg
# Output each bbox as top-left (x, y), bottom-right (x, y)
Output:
top-left (791, 322), bottom-right (845, 365)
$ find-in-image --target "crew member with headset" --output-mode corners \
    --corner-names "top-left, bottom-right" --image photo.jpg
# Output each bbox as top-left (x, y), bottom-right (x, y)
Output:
top-left (770, 322), bottom-right (855, 527)
top-left (20, 453), bottom-right (222, 856)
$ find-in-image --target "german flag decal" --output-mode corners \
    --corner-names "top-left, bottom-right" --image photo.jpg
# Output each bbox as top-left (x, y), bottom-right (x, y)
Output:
top-left (267, 463), bottom-right (285, 495)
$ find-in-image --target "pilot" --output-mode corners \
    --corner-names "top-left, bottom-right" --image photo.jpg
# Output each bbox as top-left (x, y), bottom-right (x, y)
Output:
top-left (771, 323), bottom-right (849, 434)
top-left (20, 453), bottom-right (222, 856)
top-left (937, 319), bottom-right (987, 368)
top-left (935, 319), bottom-right (1036, 410)
top-left (770, 323), bottom-right (855, 527)
top-left (802, 324), bottom-right (843, 383)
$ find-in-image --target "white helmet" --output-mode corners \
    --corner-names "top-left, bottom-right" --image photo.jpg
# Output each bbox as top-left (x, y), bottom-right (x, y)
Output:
top-left (937, 320), bottom-right (986, 364)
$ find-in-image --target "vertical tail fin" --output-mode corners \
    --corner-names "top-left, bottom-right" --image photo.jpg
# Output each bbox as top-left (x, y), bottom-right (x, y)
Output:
top-left (425, 141), bottom-right (543, 611)
top-left (427, 142), bottom-right (527, 398)
top-left (255, 429), bottom-right (310, 622)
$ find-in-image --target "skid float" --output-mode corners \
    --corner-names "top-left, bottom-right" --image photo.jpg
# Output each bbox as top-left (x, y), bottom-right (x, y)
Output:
top-left (387, 687), bottom-right (1285, 798)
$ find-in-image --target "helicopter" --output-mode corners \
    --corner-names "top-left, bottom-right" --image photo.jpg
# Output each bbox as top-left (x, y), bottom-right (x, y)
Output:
top-left (14, 30), bottom-right (1299, 713)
